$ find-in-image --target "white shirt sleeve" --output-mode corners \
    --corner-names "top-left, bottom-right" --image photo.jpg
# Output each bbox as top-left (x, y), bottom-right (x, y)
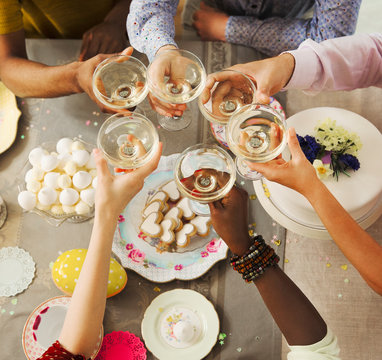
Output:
top-left (287, 329), bottom-right (341, 360)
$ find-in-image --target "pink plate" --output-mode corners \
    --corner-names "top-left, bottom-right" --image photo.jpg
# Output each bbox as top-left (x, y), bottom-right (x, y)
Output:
top-left (95, 331), bottom-right (146, 360)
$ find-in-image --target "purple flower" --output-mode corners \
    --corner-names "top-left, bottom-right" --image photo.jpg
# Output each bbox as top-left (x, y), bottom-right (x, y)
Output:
top-left (339, 154), bottom-right (360, 171)
top-left (297, 135), bottom-right (321, 163)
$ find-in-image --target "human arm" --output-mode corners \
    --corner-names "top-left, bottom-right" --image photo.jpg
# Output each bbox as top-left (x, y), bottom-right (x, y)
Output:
top-left (250, 128), bottom-right (382, 295)
top-left (208, 186), bottom-right (328, 346)
top-left (56, 143), bottom-right (162, 358)
top-left (78, 0), bottom-right (131, 61)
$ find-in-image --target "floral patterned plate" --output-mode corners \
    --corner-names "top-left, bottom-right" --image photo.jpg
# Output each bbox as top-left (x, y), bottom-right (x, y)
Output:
top-left (210, 96), bottom-right (285, 148)
top-left (112, 155), bottom-right (228, 283)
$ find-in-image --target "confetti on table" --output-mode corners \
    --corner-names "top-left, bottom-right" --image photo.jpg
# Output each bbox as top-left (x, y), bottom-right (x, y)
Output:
top-left (20, 135), bottom-right (25, 139)
top-left (274, 240), bottom-right (281, 246)
top-left (326, 256), bottom-right (330, 261)
top-left (46, 109), bottom-right (51, 114)
top-left (248, 229), bottom-right (254, 237)
top-left (344, 278), bottom-right (349, 284)
top-left (286, 239), bottom-right (290, 244)
top-left (36, 107), bottom-right (40, 111)
top-left (236, 347), bottom-right (242, 353)
top-left (219, 340), bottom-right (224, 345)
top-left (42, 126), bottom-right (46, 131)
top-left (26, 126), bottom-right (30, 131)
top-left (49, 262), bottom-right (54, 269)
top-left (93, 122), bottom-right (98, 126)
top-left (85, 120), bottom-right (91, 126)
top-left (255, 336), bottom-right (261, 341)
top-left (250, 222), bottom-right (256, 228)
top-left (249, 194), bottom-right (256, 200)
top-left (21, 101), bottom-right (25, 105)
top-left (9, 311), bottom-right (14, 315)
top-left (240, 181), bottom-right (245, 186)
top-left (158, 307), bottom-right (164, 313)
top-left (11, 299), bottom-right (17, 305)
top-left (272, 222), bottom-right (276, 227)
top-left (326, 263), bottom-right (331, 268)
top-left (338, 293), bottom-right (343, 299)
top-left (1, 309), bottom-right (5, 314)
top-left (157, 125), bottom-right (161, 129)
top-left (153, 286), bottom-right (161, 292)
top-left (284, 259), bottom-right (289, 263)
top-left (341, 264), bottom-right (348, 271)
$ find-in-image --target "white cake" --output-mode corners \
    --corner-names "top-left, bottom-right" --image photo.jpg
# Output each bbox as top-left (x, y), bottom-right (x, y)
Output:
top-left (265, 107), bottom-right (382, 229)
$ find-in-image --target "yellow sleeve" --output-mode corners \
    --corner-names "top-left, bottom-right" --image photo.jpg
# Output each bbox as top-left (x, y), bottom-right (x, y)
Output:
top-left (0, 0), bottom-right (23, 35)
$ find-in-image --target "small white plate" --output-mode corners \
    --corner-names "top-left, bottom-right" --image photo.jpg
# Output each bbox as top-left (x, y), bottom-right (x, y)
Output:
top-left (22, 296), bottom-right (103, 359)
top-left (0, 247), bottom-right (35, 297)
top-left (141, 289), bottom-right (219, 360)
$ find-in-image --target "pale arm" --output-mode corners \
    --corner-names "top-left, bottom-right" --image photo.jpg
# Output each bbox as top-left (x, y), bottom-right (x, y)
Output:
top-left (58, 144), bottom-right (162, 358)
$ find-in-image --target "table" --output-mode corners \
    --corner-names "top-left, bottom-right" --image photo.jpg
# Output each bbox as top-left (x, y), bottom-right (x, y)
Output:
top-left (0, 40), bottom-right (285, 360)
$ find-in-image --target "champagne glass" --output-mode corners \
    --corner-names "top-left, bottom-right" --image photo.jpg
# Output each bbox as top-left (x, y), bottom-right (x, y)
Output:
top-left (92, 55), bottom-right (148, 111)
top-left (147, 49), bottom-right (206, 131)
top-left (199, 69), bottom-right (256, 148)
top-left (97, 112), bottom-right (159, 171)
top-left (226, 104), bottom-right (287, 180)
top-left (174, 144), bottom-right (236, 215)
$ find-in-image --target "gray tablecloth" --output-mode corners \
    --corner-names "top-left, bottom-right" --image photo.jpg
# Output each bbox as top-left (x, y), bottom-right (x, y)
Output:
top-left (0, 40), bottom-right (285, 360)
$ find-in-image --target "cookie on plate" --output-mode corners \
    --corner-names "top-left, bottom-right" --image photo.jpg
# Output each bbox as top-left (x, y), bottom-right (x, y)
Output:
top-left (176, 223), bottom-right (197, 248)
top-left (140, 212), bottom-right (163, 238)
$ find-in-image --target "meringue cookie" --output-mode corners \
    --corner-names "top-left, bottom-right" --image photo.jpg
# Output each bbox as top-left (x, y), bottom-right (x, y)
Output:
top-left (51, 204), bottom-right (64, 216)
top-left (38, 187), bottom-right (57, 206)
top-left (63, 161), bottom-right (77, 176)
top-left (71, 140), bottom-right (85, 152)
top-left (73, 171), bottom-right (92, 190)
top-left (26, 179), bottom-right (41, 193)
top-left (80, 188), bottom-right (95, 207)
top-left (25, 167), bottom-right (45, 182)
top-left (72, 150), bottom-right (90, 167)
top-left (85, 152), bottom-right (96, 169)
top-left (18, 191), bottom-right (37, 211)
top-left (62, 205), bottom-right (76, 214)
top-left (44, 172), bottom-right (60, 189)
top-left (75, 201), bottom-right (90, 215)
top-left (57, 174), bottom-right (72, 189)
top-left (59, 188), bottom-right (79, 206)
top-left (40, 154), bottom-right (59, 172)
top-left (57, 153), bottom-right (72, 170)
top-left (56, 138), bottom-right (74, 155)
top-left (92, 176), bottom-right (97, 189)
top-left (89, 169), bottom-right (97, 178)
top-left (36, 202), bottom-right (51, 212)
top-left (28, 147), bottom-right (48, 167)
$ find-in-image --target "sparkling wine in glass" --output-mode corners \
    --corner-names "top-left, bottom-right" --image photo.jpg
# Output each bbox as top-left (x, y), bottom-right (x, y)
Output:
top-left (93, 55), bottom-right (148, 111)
top-left (97, 112), bottom-right (159, 171)
top-left (226, 104), bottom-right (287, 180)
top-left (147, 49), bottom-right (206, 131)
top-left (174, 144), bottom-right (236, 215)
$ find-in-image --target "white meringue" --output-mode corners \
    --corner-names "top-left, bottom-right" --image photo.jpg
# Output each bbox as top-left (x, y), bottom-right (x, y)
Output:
top-left (59, 188), bottom-right (79, 206)
top-left (62, 205), bottom-right (76, 214)
top-left (40, 154), bottom-right (59, 172)
top-left (56, 138), bottom-right (74, 155)
top-left (51, 204), bottom-right (64, 216)
top-left (57, 174), bottom-right (72, 189)
top-left (25, 167), bottom-right (45, 182)
top-left (72, 171), bottom-right (92, 189)
top-left (18, 191), bottom-right (37, 211)
top-left (38, 187), bottom-right (57, 206)
top-left (71, 140), bottom-right (85, 152)
top-left (36, 202), bottom-right (51, 211)
top-left (72, 150), bottom-right (90, 167)
top-left (92, 176), bottom-right (97, 189)
top-left (80, 188), bottom-right (96, 207)
top-left (85, 152), bottom-right (96, 169)
top-left (44, 172), bottom-right (60, 189)
top-left (75, 201), bottom-right (90, 215)
top-left (63, 161), bottom-right (77, 176)
top-left (28, 147), bottom-right (48, 167)
top-left (57, 153), bottom-right (72, 170)
top-left (26, 179), bottom-right (41, 193)
top-left (89, 169), bottom-right (97, 178)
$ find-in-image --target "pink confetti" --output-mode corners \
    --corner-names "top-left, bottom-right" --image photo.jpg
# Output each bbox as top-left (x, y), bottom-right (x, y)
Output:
top-left (42, 126), bottom-right (46, 131)
top-left (21, 101), bottom-right (25, 105)
top-left (85, 120), bottom-right (91, 126)
top-left (46, 109), bottom-right (51, 114)
top-left (326, 256), bottom-right (330, 261)
top-left (157, 125), bottom-right (161, 129)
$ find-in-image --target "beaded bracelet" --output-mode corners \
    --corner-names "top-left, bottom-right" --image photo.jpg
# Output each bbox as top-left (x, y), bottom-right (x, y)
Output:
top-left (230, 235), bottom-right (280, 283)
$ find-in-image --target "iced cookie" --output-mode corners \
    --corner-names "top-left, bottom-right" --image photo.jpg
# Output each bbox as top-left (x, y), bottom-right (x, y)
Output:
top-left (190, 216), bottom-right (212, 237)
top-left (160, 180), bottom-right (181, 202)
top-left (140, 212), bottom-right (163, 238)
top-left (148, 190), bottom-right (169, 206)
top-left (176, 198), bottom-right (195, 220)
top-left (160, 219), bottom-right (177, 244)
top-left (176, 223), bottom-right (197, 248)
top-left (142, 200), bottom-right (164, 218)
top-left (164, 206), bottom-right (183, 232)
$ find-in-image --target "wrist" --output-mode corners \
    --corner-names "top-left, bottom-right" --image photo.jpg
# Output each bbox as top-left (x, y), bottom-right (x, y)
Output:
top-left (95, 208), bottom-right (119, 224)
top-left (278, 53), bottom-right (295, 88)
top-left (231, 234), bottom-right (253, 257)
top-left (71, 61), bottom-right (84, 94)
top-left (156, 44), bottom-right (178, 55)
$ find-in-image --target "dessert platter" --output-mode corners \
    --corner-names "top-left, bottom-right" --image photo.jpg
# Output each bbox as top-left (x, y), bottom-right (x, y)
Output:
top-left (112, 154), bottom-right (228, 282)
top-left (22, 296), bottom-right (103, 360)
top-left (254, 107), bottom-right (382, 239)
top-left (141, 289), bottom-right (219, 360)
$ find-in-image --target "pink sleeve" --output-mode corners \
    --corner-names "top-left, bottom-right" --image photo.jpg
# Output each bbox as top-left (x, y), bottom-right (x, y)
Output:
top-left (285, 33), bottom-right (382, 92)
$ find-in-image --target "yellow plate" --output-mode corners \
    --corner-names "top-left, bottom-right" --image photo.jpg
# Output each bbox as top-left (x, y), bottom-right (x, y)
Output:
top-left (0, 82), bottom-right (21, 154)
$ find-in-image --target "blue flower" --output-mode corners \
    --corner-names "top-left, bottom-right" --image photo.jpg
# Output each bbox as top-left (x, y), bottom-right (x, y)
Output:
top-left (339, 154), bottom-right (360, 171)
top-left (297, 134), bottom-right (321, 163)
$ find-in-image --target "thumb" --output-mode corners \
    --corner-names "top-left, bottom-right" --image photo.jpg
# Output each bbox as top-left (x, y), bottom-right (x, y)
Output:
top-left (246, 161), bottom-right (269, 176)
top-left (255, 89), bottom-right (271, 105)
top-left (121, 46), bottom-right (134, 57)
top-left (287, 127), bottom-right (305, 160)
top-left (93, 148), bottom-right (110, 178)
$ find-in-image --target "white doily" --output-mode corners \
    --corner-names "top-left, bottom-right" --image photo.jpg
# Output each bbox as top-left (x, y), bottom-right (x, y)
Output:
top-left (0, 247), bottom-right (36, 297)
